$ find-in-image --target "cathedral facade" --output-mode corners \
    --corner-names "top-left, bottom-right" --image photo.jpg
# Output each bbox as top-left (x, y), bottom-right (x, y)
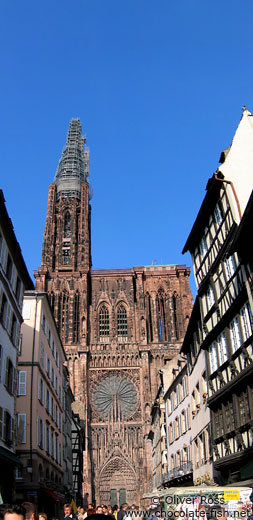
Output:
top-left (35, 119), bottom-right (193, 505)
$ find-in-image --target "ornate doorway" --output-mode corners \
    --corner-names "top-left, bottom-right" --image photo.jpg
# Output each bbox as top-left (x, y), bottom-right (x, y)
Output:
top-left (99, 457), bottom-right (137, 505)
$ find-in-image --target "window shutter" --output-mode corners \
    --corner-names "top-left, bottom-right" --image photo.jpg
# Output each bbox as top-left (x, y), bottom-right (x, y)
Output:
top-left (5, 357), bottom-right (9, 387)
top-left (5, 304), bottom-right (12, 333)
top-left (18, 371), bottom-right (27, 395)
top-left (11, 268), bottom-right (17, 293)
top-left (17, 413), bottom-right (26, 444)
top-left (1, 241), bottom-right (8, 271)
top-left (11, 415), bottom-right (14, 443)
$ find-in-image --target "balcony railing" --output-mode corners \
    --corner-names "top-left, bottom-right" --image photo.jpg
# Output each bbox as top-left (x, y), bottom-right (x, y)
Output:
top-left (162, 461), bottom-right (193, 483)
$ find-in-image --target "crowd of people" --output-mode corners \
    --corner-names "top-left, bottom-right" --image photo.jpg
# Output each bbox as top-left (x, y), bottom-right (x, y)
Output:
top-left (1, 500), bottom-right (253, 520)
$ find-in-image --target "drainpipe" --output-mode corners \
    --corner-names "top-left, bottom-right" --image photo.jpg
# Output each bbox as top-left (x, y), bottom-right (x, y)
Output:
top-left (214, 174), bottom-right (242, 220)
top-left (29, 294), bottom-right (38, 482)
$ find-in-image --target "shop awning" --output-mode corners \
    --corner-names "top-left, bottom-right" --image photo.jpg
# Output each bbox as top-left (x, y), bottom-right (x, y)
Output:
top-left (43, 489), bottom-right (65, 502)
top-left (0, 446), bottom-right (22, 466)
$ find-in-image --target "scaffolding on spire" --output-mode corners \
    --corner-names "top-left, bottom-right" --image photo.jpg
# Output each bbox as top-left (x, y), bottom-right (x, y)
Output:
top-left (54, 118), bottom-right (89, 200)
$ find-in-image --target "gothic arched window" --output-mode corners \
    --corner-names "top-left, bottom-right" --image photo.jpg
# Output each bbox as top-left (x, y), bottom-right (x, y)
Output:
top-left (145, 293), bottom-right (153, 343)
top-left (156, 294), bottom-right (166, 342)
top-left (117, 305), bottom-right (128, 337)
top-left (64, 211), bottom-right (71, 238)
top-left (62, 293), bottom-right (69, 342)
top-left (73, 292), bottom-right (80, 343)
top-left (99, 305), bottom-right (109, 337)
top-left (173, 293), bottom-right (179, 340)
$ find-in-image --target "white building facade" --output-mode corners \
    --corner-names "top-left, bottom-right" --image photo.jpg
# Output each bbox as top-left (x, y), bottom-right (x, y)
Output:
top-left (16, 291), bottom-right (69, 514)
top-left (0, 190), bottom-right (33, 502)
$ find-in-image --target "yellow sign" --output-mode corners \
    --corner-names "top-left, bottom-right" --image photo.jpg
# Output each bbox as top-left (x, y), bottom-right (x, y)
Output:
top-left (224, 490), bottom-right (240, 501)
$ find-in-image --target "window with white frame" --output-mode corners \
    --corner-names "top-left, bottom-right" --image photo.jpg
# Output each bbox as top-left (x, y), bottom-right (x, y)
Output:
top-left (224, 255), bottom-right (236, 280)
top-left (18, 371), bottom-right (27, 395)
top-left (208, 342), bottom-right (218, 373)
top-left (181, 411), bottom-right (185, 433)
top-left (176, 385), bottom-right (181, 406)
top-left (199, 236), bottom-right (207, 258)
top-left (207, 285), bottom-right (215, 310)
top-left (217, 332), bottom-right (228, 365)
top-left (240, 302), bottom-right (253, 342)
top-left (178, 415), bottom-right (182, 436)
top-left (182, 375), bottom-right (187, 398)
top-left (170, 393), bottom-right (174, 413)
top-left (229, 316), bottom-right (242, 352)
top-left (185, 407), bottom-right (189, 430)
top-left (214, 202), bottom-right (223, 226)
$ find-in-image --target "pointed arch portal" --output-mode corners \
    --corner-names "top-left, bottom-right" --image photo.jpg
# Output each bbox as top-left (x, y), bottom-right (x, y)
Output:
top-left (99, 456), bottom-right (137, 505)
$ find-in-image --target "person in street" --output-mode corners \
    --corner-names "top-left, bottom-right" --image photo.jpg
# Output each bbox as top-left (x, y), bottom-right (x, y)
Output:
top-left (64, 504), bottom-right (77, 520)
top-left (112, 506), bottom-right (118, 520)
top-left (39, 513), bottom-right (47, 520)
top-left (1, 505), bottom-right (26, 520)
top-left (206, 506), bottom-right (226, 520)
top-left (148, 512), bottom-right (158, 520)
top-left (87, 506), bottom-right (95, 517)
top-left (117, 505), bottom-right (128, 520)
top-left (77, 509), bottom-right (85, 520)
top-left (95, 508), bottom-right (103, 515)
top-left (21, 503), bottom-right (37, 520)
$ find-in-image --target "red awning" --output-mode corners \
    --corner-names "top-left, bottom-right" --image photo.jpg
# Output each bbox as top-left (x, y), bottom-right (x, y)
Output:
top-left (43, 489), bottom-right (64, 502)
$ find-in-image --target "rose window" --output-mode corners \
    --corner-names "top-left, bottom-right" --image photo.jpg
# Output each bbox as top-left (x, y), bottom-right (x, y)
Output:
top-left (93, 374), bottom-right (137, 420)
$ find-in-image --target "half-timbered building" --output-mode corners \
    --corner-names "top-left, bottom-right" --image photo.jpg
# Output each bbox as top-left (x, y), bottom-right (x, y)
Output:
top-left (182, 107), bottom-right (253, 485)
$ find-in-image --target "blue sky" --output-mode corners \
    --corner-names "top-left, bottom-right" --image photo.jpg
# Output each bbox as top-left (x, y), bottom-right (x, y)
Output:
top-left (1, 0), bottom-right (253, 296)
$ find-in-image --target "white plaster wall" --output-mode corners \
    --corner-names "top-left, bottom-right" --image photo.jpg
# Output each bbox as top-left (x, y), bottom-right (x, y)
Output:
top-left (218, 110), bottom-right (253, 218)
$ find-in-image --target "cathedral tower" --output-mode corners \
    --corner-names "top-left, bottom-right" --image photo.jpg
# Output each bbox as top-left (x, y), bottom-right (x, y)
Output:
top-left (35, 120), bottom-right (193, 505)
top-left (35, 119), bottom-right (91, 349)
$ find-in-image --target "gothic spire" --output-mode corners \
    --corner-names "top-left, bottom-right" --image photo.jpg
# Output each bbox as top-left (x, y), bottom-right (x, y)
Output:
top-left (54, 118), bottom-right (89, 199)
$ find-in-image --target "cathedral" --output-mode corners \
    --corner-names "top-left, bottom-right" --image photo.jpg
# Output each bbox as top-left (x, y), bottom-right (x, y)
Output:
top-left (34, 119), bottom-right (193, 505)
